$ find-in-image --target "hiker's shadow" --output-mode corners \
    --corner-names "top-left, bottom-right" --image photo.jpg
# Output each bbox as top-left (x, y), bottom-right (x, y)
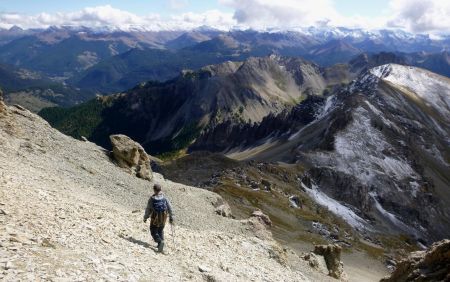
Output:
top-left (120, 235), bottom-right (152, 249)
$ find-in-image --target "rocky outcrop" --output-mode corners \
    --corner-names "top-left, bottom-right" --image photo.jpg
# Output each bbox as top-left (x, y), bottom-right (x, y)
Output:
top-left (303, 252), bottom-right (322, 269)
top-left (381, 240), bottom-right (450, 282)
top-left (241, 210), bottom-right (274, 241)
top-left (213, 197), bottom-right (233, 218)
top-left (251, 210), bottom-right (272, 227)
top-left (215, 203), bottom-right (232, 218)
top-left (314, 244), bottom-right (347, 280)
top-left (110, 134), bottom-right (152, 181)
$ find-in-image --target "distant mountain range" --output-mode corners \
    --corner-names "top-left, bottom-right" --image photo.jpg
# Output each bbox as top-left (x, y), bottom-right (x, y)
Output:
top-left (0, 62), bottom-right (91, 112)
top-left (0, 25), bottom-right (448, 102)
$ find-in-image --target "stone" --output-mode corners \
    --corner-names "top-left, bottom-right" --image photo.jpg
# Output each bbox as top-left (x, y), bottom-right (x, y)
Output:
top-left (268, 244), bottom-right (288, 266)
top-left (198, 265), bottom-right (210, 273)
top-left (9, 234), bottom-right (30, 245)
top-left (381, 239), bottom-right (450, 282)
top-left (303, 252), bottom-right (321, 269)
top-left (314, 244), bottom-right (347, 280)
top-left (261, 179), bottom-right (272, 191)
top-left (289, 196), bottom-right (301, 208)
top-left (215, 203), bottom-right (232, 218)
top-left (251, 210), bottom-right (272, 227)
top-left (245, 217), bottom-right (272, 240)
top-left (5, 261), bottom-right (15, 270)
top-left (13, 104), bottom-right (26, 111)
top-left (110, 134), bottom-right (152, 181)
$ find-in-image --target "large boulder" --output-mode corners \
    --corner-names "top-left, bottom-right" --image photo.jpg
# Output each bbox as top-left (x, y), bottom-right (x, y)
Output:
top-left (314, 244), bottom-right (347, 280)
top-left (381, 239), bottom-right (450, 282)
top-left (109, 134), bottom-right (152, 181)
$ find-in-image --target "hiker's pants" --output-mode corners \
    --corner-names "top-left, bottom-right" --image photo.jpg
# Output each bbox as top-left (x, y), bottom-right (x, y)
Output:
top-left (150, 225), bottom-right (165, 243)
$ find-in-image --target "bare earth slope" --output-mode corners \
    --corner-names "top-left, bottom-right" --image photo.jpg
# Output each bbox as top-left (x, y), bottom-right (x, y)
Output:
top-left (0, 102), bottom-right (332, 281)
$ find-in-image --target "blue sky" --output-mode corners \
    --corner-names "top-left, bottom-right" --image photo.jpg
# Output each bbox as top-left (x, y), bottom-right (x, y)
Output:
top-left (0, 0), bottom-right (388, 18)
top-left (0, 0), bottom-right (448, 34)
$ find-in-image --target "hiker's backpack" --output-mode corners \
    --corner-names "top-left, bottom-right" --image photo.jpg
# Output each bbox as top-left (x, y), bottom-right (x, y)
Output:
top-left (152, 197), bottom-right (167, 213)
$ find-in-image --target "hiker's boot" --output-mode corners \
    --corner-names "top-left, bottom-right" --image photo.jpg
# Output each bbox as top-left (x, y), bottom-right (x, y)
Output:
top-left (157, 241), bottom-right (164, 253)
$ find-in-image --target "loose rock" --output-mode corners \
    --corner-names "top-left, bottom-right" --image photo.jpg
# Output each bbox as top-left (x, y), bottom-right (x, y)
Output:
top-left (215, 203), bottom-right (232, 218)
top-left (251, 210), bottom-right (272, 226)
top-left (198, 265), bottom-right (210, 273)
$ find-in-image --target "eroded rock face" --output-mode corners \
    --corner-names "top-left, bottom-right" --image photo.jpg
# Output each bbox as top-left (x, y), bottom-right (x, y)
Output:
top-left (381, 239), bottom-right (450, 282)
top-left (314, 244), bottom-right (347, 280)
top-left (110, 134), bottom-right (152, 181)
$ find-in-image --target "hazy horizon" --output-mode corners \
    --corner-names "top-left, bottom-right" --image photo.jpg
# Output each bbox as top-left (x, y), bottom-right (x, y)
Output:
top-left (0, 0), bottom-right (449, 35)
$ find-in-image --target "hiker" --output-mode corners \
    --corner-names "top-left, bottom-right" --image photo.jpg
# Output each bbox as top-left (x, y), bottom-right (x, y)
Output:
top-left (143, 183), bottom-right (174, 253)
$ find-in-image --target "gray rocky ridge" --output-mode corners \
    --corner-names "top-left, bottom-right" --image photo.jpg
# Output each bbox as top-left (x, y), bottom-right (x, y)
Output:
top-left (0, 101), bottom-right (336, 281)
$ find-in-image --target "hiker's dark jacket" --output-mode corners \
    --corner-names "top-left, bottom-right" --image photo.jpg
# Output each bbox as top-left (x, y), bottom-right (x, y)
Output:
top-left (144, 193), bottom-right (174, 227)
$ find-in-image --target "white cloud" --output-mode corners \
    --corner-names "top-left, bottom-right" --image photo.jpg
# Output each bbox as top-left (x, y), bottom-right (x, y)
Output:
top-left (169, 10), bottom-right (235, 30)
top-left (0, 5), bottom-right (235, 31)
top-left (387, 0), bottom-right (450, 34)
top-left (219, 0), bottom-right (388, 30)
top-left (222, 0), bottom-right (338, 28)
top-left (0, 5), bottom-right (154, 30)
top-left (0, 1), bottom-right (448, 34)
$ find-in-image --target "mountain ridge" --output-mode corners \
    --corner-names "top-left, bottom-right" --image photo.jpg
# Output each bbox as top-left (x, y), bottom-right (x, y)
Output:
top-left (41, 55), bottom-right (334, 154)
top-left (1, 25), bottom-right (449, 97)
top-left (191, 64), bottom-right (450, 241)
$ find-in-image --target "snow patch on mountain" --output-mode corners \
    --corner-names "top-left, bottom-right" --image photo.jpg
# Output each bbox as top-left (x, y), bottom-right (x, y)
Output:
top-left (370, 64), bottom-right (450, 121)
top-left (302, 183), bottom-right (367, 230)
top-left (316, 95), bottom-right (336, 119)
top-left (369, 192), bottom-right (418, 236)
top-left (333, 107), bottom-right (417, 184)
top-left (364, 101), bottom-right (403, 133)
